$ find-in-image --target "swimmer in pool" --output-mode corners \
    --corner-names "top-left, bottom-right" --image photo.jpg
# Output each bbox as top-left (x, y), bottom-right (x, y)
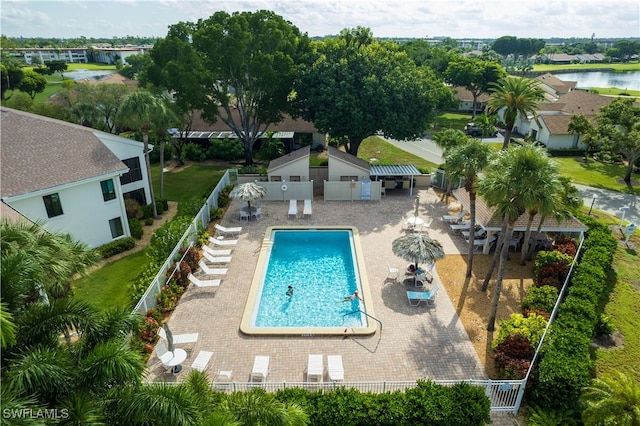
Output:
top-left (286, 285), bottom-right (294, 298)
top-left (343, 290), bottom-right (361, 301)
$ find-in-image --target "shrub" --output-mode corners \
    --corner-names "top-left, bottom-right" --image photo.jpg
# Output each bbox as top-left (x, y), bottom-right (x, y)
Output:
top-left (138, 315), bottom-right (159, 346)
top-left (494, 333), bottom-right (535, 379)
top-left (141, 204), bottom-right (152, 220)
top-left (183, 142), bottom-right (207, 161)
top-left (553, 236), bottom-right (578, 258)
top-left (96, 237), bottom-right (136, 259)
top-left (533, 250), bottom-right (573, 288)
top-left (207, 138), bottom-right (244, 160)
top-left (147, 216), bottom-right (193, 263)
top-left (522, 285), bottom-right (558, 315)
top-left (144, 217), bottom-right (154, 226)
top-left (156, 280), bottom-right (185, 314)
top-left (128, 218), bottom-right (143, 240)
top-left (594, 314), bottom-right (616, 336)
top-left (210, 207), bottom-right (223, 221)
top-left (165, 260), bottom-right (192, 289)
top-left (124, 198), bottom-right (143, 219)
top-left (493, 312), bottom-right (548, 350)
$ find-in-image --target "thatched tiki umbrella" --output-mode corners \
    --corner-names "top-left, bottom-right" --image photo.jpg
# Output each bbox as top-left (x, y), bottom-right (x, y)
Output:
top-left (392, 232), bottom-right (445, 272)
top-left (229, 182), bottom-right (267, 210)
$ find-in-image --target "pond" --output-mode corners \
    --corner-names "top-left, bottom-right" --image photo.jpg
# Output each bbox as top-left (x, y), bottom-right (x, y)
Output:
top-left (552, 70), bottom-right (640, 91)
top-left (64, 69), bottom-right (116, 81)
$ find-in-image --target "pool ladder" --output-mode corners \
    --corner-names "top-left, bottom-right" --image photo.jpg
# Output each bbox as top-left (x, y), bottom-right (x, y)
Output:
top-left (343, 310), bottom-right (382, 334)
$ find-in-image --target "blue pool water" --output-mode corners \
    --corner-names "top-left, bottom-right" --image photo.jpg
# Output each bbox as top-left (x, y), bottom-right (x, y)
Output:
top-left (253, 230), bottom-right (365, 328)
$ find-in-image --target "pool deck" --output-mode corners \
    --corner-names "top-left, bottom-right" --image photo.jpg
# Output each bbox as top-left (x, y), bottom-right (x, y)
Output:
top-left (146, 187), bottom-right (487, 383)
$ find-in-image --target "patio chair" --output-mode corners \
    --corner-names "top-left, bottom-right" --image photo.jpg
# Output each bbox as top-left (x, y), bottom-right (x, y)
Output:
top-left (442, 210), bottom-right (466, 223)
top-left (202, 245), bottom-right (232, 257)
top-left (407, 285), bottom-right (439, 307)
top-left (188, 272), bottom-right (221, 287)
top-left (462, 228), bottom-right (486, 240)
top-left (450, 221), bottom-right (471, 233)
top-left (238, 209), bottom-right (250, 221)
top-left (215, 223), bottom-right (242, 237)
top-left (251, 206), bottom-right (263, 220)
top-left (327, 355), bottom-right (344, 382)
top-left (303, 199), bottom-right (312, 218)
top-left (202, 251), bottom-right (231, 264)
top-left (157, 326), bottom-right (199, 346)
top-left (208, 237), bottom-right (238, 246)
top-left (250, 355), bottom-right (270, 382)
top-left (387, 264), bottom-right (400, 281)
top-left (288, 199), bottom-right (298, 219)
top-left (191, 350), bottom-right (213, 372)
top-left (197, 260), bottom-right (227, 276)
top-left (306, 354), bottom-right (324, 382)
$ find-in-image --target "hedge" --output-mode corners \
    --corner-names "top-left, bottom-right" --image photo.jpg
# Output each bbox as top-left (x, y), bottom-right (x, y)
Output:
top-left (530, 214), bottom-right (617, 412)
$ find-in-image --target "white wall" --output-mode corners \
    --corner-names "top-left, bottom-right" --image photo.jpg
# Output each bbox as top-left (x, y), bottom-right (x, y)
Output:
top-left (7, 176), bottom-right (130, 248)
top-left (268, 158), bottom-right (309, 181)
top-left (328, 159), bottom-right (369, 182)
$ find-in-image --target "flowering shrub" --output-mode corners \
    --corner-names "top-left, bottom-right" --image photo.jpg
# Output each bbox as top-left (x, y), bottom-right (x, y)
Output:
top-left (494, 334), bottom-right (535, 379)
top-left (156, 280), bottom-right (184, 314)
top-left (165, 259), bottom-right (193, 289)
top-left (138, 315), bottom-right (160, 346)
top-left (553, 236), bottom-right (578, 258)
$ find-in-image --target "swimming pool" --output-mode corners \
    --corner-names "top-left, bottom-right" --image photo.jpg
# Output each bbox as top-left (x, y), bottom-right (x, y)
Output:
top-left (240, 226), bottom-right (376, 336)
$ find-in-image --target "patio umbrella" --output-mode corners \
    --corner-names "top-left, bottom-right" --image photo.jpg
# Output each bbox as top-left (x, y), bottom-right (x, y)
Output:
top-left (413, 195), bottom-right (420, 219)
top-left (229, 182), bottom-right (267, 210)
top-left (163, 323), bottom-right (175, 352)
top-left (392, 232), bottom-right (445, 272)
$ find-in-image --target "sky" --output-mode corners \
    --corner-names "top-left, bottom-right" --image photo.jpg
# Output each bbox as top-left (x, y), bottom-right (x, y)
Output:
top-left (1, 0), bottom-right (639, 40)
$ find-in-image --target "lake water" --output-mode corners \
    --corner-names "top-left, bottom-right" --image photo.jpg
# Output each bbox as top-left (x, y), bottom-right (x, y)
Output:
top-left (552, 70), bottom-right (640, 91)
top-left (65, 69), bottom-right (116, 81)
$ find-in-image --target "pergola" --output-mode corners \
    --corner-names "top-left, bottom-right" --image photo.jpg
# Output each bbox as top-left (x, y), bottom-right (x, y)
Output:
top-left (369, 164), bottom-right (422, 197)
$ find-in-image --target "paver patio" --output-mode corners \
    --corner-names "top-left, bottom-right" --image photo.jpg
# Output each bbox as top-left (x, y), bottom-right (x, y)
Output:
top-left (146, 187), bottom-right (487, 383)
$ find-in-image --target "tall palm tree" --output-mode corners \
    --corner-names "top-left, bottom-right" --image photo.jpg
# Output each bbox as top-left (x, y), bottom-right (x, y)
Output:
top-left (432, 129), bottom-right (468, 200)
top-left (116, 91), bottom-right (168, 218)
top-left (487, 76), bottom-right (545, 150)
top-left (581, 370), bottom-right (640, 426)
top-left (443, 138), bottom-right (491, 278)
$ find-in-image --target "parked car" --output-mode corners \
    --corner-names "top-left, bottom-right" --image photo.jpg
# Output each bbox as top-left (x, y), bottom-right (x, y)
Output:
top-left (464, 123), bottom-right (498, 137)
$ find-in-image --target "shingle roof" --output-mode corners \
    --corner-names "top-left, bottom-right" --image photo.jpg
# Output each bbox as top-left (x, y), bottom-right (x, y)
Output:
top-left (327, 146), bottom-right (370, 171)
top-left (539, 114), bottom-right (575, 135)
top-left (267, 145), bottom-right (310, 172)
top-left (452, 188), bottom-right (587, 233)
top-left (538, 90), bottom-right (615, 117)
top-left (535, 73), bottom-right (577, 95)
top-left (1, 108), bottom-right (127, 198)
top-left (452, 86), bottom-right (491, 103)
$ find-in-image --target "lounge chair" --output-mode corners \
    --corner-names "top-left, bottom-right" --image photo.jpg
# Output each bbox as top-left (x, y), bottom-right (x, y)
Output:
top-left (387, 264), bottom-right (399, 281)
top-left (157, 326), bottom-right (199, 346)
top-left (288, 199), bottom-right (298, 219)
top-left (251, 206), bottom-right (263, 220)
top-left (450, 221), bottom-right (471, 233)
top-left (208, 237), bottom-right (238, 246)
top-left (407, 285), bottom-right (439, 307)
top-left (250, 355), bottom-right (270, 382)
top-left (306, 354), bottom-right (323, 382)
top-left (202, 251), bottom-right (231, 264)
top-left (202, 245), bottom-right (232, 257)
top-left (215, 223), bottom-right (242, 237)
top-left (303, 199), bottom-right (312, 218)
top-left (327, 355), bottom-right (344, 382)
top-left (442, 211), bottom-right (466, 223)
top-left (155, 342), bottom-right (188, 375)
top-left (188, 272), bottom-right (221, 287)
top-left (191, 350), bottom-right (213, 372)
top-left (462, 228), bottom-right (486, 240)
top-left (197, 261), bottom-right (227, 276)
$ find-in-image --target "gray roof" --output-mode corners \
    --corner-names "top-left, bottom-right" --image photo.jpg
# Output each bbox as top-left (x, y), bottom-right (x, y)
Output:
top-left (267, 145), bottom-right (310, 173)
top-left (1, 107), bottom-right (128, 199)
top-left (327, 146), bottom-right (370, 171)
top-left (370, 164), bottom-right (422, 176)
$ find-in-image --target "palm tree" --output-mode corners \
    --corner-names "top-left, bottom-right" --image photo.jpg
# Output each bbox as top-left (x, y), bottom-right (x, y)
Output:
top-left (116, 91), bottom-right (168, 218)
top-left (217, 388), bottom-right (309, 426)
top-left (443, 138), bottom-right (491, 278)
top-left (581, 370), bottom-right (640, 426)
top-left (432, 129), bottom-right (468, 200)
top-left (487, 76), bottom-right (545, 150)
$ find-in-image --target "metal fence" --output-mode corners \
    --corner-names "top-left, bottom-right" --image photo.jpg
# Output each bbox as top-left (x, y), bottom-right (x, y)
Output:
top-left (133, 169), bottom-right (236, 315)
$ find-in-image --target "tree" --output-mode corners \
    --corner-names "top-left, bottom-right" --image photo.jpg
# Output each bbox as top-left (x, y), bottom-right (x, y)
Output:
top-left (433, 129), bottom-right (468, 200)
top-left (444, 139), bottom-right (491, 278)
top-left (444, 57), bottom-right (506, 118)
top-left (17, 69), bottom-right (47, 99)
top-left (116, 91), bottom-right (169, 218)
top-left (581, 371), bottom-right (640, 426)
top-left (487, 76), bottom-right (545, 150)
top-left (1, 56), bottom-right (24, 100)
top-left (185, 10), bottom-right (308, 165)
top-left (297, 27), bottom-right (447, 156)
top-left (567, 113), bottom-right (598, 160)
top-left (44, 60), bottom-right (68, 78)
top-left (595, 98), bottom-right (640, 184)
top-left (94, 83), bottom-right (134, 133)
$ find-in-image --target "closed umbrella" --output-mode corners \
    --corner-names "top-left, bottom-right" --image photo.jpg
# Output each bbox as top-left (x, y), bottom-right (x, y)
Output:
top-left (163, 323), bottom-right (175, 353)
top-left (414, 195), bottom-right (420, 219)
top-left (392, 232), bottom-right (445, 272)
top-left (229, 182), bottom-right (268, 210)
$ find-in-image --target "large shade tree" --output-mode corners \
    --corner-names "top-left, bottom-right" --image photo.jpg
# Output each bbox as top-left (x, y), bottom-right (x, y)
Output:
top-left (487, 76), bottom-right (545, 150)
top-left (296, 27), bottom-right (449, 157)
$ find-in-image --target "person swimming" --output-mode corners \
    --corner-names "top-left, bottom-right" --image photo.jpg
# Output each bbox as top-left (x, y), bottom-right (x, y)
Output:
top-left (286, 285), bottom-right (294, 298)
top-left (343, 290), bottom-right (361, 301)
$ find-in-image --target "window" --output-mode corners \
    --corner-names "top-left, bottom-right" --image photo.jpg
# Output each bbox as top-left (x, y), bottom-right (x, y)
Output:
top-left (531, 129), bottom-right (538, 139)
top-left (101, 179), bottom-right (116, 202)
top-left (340, 176), bottom-right (358, 181)
top-left (270, 176), bottom-right (282, 182)
top-left (289, 176), bottom-right (301, 182)
top-left (109, 217), bottom-right (124, 238)
top-left (43, 193), bottom-right (63, 218)
top-left (119, 157), bottom-right (143, 185)
top-left (123, 188), bottom-right (147, 206)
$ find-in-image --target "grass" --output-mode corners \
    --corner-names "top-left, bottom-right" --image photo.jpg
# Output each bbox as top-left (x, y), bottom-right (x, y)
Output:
top-left (73, 250), bottom-right (148, 310)
top-left (532, 62), bottom-right (640, 72)
top-left (553, 157), bottom-right (639, 195)
top-left (432, 112), bottom-right (472, 132)
top-left (357, 136), bottom-right (438, 171)
top-left (589, 87), bottom-right (640, 97)
top-left (150, 163), bottom-right (228, 204)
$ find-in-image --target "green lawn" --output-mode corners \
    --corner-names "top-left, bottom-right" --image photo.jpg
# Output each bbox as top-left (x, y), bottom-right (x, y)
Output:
top-left (553, 157), bottom-right (639, 195)
top-left (432, 112), bottom-right (472, 132)
top-left (357, 136), bottom-right (438, 171)
top-left (73, 250), bottom-right (148, 310)
top-left (532, 62), bottom-right (640, 72)
top-left (150, 163), bottom-right (228, 204)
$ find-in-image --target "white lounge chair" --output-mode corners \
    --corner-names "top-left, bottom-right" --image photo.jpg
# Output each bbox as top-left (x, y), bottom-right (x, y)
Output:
top-left (407, 285), bottom-right (438, 307)
top-left (387, 264), bottom-right (399, 281)
top-left (442, 211), bottom-right (466, 223)
top-left (303, 199), bottom-right (312, 218)
top-left (307, 354), bottom-right (323, 382)
top-left (327, 355), bottom-right (344, 382)
top-left (202, 251), bottom-right (231, 264)
top-left (191, 350), bottom-right (213, 372)
top-left (250, 355), bottom-right (270, 382)
top-left (450, 221), bottom-right (471, 233)
top-left (288, 199), bottom-right (298, 219)
top-left (462, 228), bottom-right (486, 240)
top-left (208, 237), bottom-right (238, 246)
top-left (197, 261), bottom-right (227, 276)
top-left (188, 272), bottom-right (221, 287)
top-left (215, 223), bottom-right (242, 237)
top-left (202, 245), bottom-right (232, 257)
top-left (157, 327), bottom-right (199, 346)
top-left (214, 369), bottom-right (233, 390)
